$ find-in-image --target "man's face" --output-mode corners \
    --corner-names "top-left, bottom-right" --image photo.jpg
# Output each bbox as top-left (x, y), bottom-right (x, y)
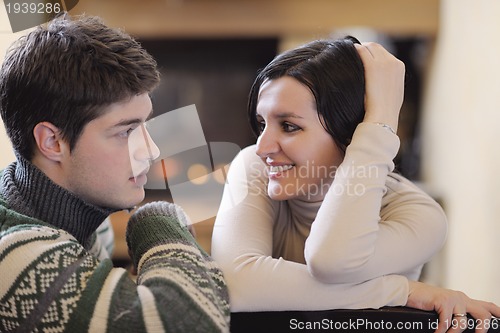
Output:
top-left (61, 93), bottom-right (159, 209)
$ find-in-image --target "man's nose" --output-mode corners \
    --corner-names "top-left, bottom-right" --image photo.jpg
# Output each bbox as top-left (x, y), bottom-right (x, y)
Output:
top-left (131, 124), bottom-right (160, 162)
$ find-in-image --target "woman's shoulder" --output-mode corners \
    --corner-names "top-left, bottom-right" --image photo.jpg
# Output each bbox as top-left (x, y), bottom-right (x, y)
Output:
top-left (385, 173), bottom-right (435, 196)
top-left (231, 144), bottom-right (267, 175)
top-left (237, 144), bottom-right (260, 161)
top-left (383, 172), bottom-right (446, 214)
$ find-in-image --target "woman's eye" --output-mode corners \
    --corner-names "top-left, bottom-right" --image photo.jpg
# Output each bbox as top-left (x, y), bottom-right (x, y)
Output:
top-left (282, 122), bottom-right (300, 132)
top-left (257, 121), bottom-right (266, 133)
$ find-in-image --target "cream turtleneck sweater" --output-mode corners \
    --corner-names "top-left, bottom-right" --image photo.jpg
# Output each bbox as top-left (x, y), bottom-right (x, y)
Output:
top-left (212, 122), bottom-right (448, 312)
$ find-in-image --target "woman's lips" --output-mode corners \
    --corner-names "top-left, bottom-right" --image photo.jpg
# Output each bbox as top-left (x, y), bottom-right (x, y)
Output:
top-left (268, 164), bottom-right (294, 179)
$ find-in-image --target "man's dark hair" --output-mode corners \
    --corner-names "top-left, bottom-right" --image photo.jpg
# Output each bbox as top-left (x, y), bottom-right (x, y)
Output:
top-left (0, 13), bottom-right (160, 160)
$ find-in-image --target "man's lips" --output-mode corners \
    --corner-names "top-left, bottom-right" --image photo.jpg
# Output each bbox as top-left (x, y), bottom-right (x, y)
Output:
top-left (130, 168), bottom-right (150, 183)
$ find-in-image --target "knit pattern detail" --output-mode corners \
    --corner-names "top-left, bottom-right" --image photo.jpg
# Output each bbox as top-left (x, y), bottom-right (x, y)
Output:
top-left (126, 201), bottom-right (196, 267)
top-left (0, 225), bottom-right (98, 332)
top-left (138, 244), bottom-right (229, 331)
top-left (126, 201), bottom-right (230, 331)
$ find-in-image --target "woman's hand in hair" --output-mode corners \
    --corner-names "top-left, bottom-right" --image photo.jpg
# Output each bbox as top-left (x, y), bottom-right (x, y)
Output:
top-left (407, 280), bottom-right (500, 333)
top-left (355, 42), bottom-right (405, 133)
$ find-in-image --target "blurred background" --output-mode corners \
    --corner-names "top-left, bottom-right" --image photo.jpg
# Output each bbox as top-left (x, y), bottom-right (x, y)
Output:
top-left (1, 0), bottom-right (499, 304)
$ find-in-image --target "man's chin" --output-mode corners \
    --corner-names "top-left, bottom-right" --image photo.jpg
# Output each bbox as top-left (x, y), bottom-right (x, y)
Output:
top-left (127, 191), bottom-right (146, 208)
top-left (106, 191), bottom-right (146, 211)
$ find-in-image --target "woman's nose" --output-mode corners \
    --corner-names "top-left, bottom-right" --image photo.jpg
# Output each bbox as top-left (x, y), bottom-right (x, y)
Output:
top-left (255, 126), bottom-right (280, 158)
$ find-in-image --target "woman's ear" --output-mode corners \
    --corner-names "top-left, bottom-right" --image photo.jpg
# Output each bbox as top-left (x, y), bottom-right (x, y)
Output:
top-left (32, 122), bottom-right (69, 162)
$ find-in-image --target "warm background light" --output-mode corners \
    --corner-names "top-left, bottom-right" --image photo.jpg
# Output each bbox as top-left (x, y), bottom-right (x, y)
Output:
top-left (187, 163), bottom-right (210, 185)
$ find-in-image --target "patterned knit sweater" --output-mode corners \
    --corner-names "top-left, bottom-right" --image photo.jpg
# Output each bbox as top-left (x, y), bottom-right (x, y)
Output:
top-left (0, 158), bottom-right (230, 332)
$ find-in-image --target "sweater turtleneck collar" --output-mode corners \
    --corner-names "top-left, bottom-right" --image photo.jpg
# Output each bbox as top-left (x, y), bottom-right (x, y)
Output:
top-left (0, 157), bottom-right (117, 247)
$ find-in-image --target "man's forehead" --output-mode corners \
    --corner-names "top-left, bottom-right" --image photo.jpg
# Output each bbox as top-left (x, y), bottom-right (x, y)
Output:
top-left (92, 94), bottom-right (153, 127)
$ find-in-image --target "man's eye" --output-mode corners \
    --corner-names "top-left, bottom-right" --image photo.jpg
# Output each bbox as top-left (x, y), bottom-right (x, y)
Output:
top-left (282, 122), bottom-right (300, 132)
top-left (119, 127), bottom-right (135, 138)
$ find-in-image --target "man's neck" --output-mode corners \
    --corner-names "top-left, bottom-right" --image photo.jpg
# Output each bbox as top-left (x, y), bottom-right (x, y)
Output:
top-left (0, 157), bottom-right (117, 247)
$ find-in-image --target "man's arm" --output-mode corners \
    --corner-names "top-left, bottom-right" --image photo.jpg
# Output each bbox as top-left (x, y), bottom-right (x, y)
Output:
top-left (0, 203), bottom-right (229, 333)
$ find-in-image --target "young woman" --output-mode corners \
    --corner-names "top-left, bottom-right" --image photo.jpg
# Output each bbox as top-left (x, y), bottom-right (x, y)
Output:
top-left (212, 37), bottom-right (500, 332)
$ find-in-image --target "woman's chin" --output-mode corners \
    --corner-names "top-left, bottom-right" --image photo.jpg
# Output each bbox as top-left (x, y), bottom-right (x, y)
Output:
top-left (267, 184), bottom-right (295, 201)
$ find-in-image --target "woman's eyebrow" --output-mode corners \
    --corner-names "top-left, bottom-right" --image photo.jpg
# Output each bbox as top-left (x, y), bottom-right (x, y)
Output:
top-left (255, 111), bottom-right (303, 119)
top-left (273, 112), bottom-right (304, 119)
top-left (276, 112), bottom-right (304, 119)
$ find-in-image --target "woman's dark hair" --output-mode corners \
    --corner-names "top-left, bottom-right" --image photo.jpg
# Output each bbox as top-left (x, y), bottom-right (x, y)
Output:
top-left (0, 14), bottom-right (160, 160)
top-left (248, 36), bottom-right (364, 152)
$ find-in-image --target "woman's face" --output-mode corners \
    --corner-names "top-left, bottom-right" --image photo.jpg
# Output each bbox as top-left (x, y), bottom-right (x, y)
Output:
top-left (255, 76), bottom-right (344, 202)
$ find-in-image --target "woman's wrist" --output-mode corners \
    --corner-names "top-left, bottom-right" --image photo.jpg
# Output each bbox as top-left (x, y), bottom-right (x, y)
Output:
top-left (372, 122), bottom-right (397, 135)
top-left (362, 113), bottom-right (398, 131)
top-left (362, 118), bottom-right (398, 135)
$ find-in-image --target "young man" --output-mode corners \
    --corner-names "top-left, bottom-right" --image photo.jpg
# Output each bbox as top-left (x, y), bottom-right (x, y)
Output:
top-left (0, 14), bottom-right (229, 332)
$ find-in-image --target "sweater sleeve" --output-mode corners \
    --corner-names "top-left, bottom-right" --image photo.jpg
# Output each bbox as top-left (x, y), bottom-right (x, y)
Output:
top-left (0, 204), bottom-right (230, 333)
top-left (211, 145), bottom-right (409, 312)
top-left (304, 122), bottom-right (448, 284)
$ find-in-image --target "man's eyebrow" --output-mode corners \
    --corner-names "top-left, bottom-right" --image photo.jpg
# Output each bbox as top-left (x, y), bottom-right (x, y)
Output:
top-left (111, 109), bottom-right (154, 128)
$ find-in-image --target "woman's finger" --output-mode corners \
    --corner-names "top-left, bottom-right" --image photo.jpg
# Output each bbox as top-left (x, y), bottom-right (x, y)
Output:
top-left (435, 308), bottom-right (453, 333)
top-left (466, 300), bottom-right (500, 333)
top-left (354, 43), bottom-right (374, 64)
top-left (447, 310), bottom-right (468, 333)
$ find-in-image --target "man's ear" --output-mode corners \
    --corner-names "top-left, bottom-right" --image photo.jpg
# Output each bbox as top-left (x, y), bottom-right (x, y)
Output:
top-left (32, 122), bottom-right (69, 162)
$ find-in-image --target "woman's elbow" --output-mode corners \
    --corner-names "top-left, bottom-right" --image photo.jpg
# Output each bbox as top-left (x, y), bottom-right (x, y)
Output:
top-left (422, 200), bottom-right (448, 249)
top-left (305, 250), bottom-right (361, 284)
top-left (432, 204), bottom-right (449, 250)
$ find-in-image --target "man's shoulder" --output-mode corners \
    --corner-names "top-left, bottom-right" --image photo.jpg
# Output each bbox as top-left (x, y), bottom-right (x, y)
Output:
top-left (0, 166), bottom-right (11, 208)
top-left (0, 211), bottom-right (78, 259)
top-left (0, 193), bottom-right (60, 239)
